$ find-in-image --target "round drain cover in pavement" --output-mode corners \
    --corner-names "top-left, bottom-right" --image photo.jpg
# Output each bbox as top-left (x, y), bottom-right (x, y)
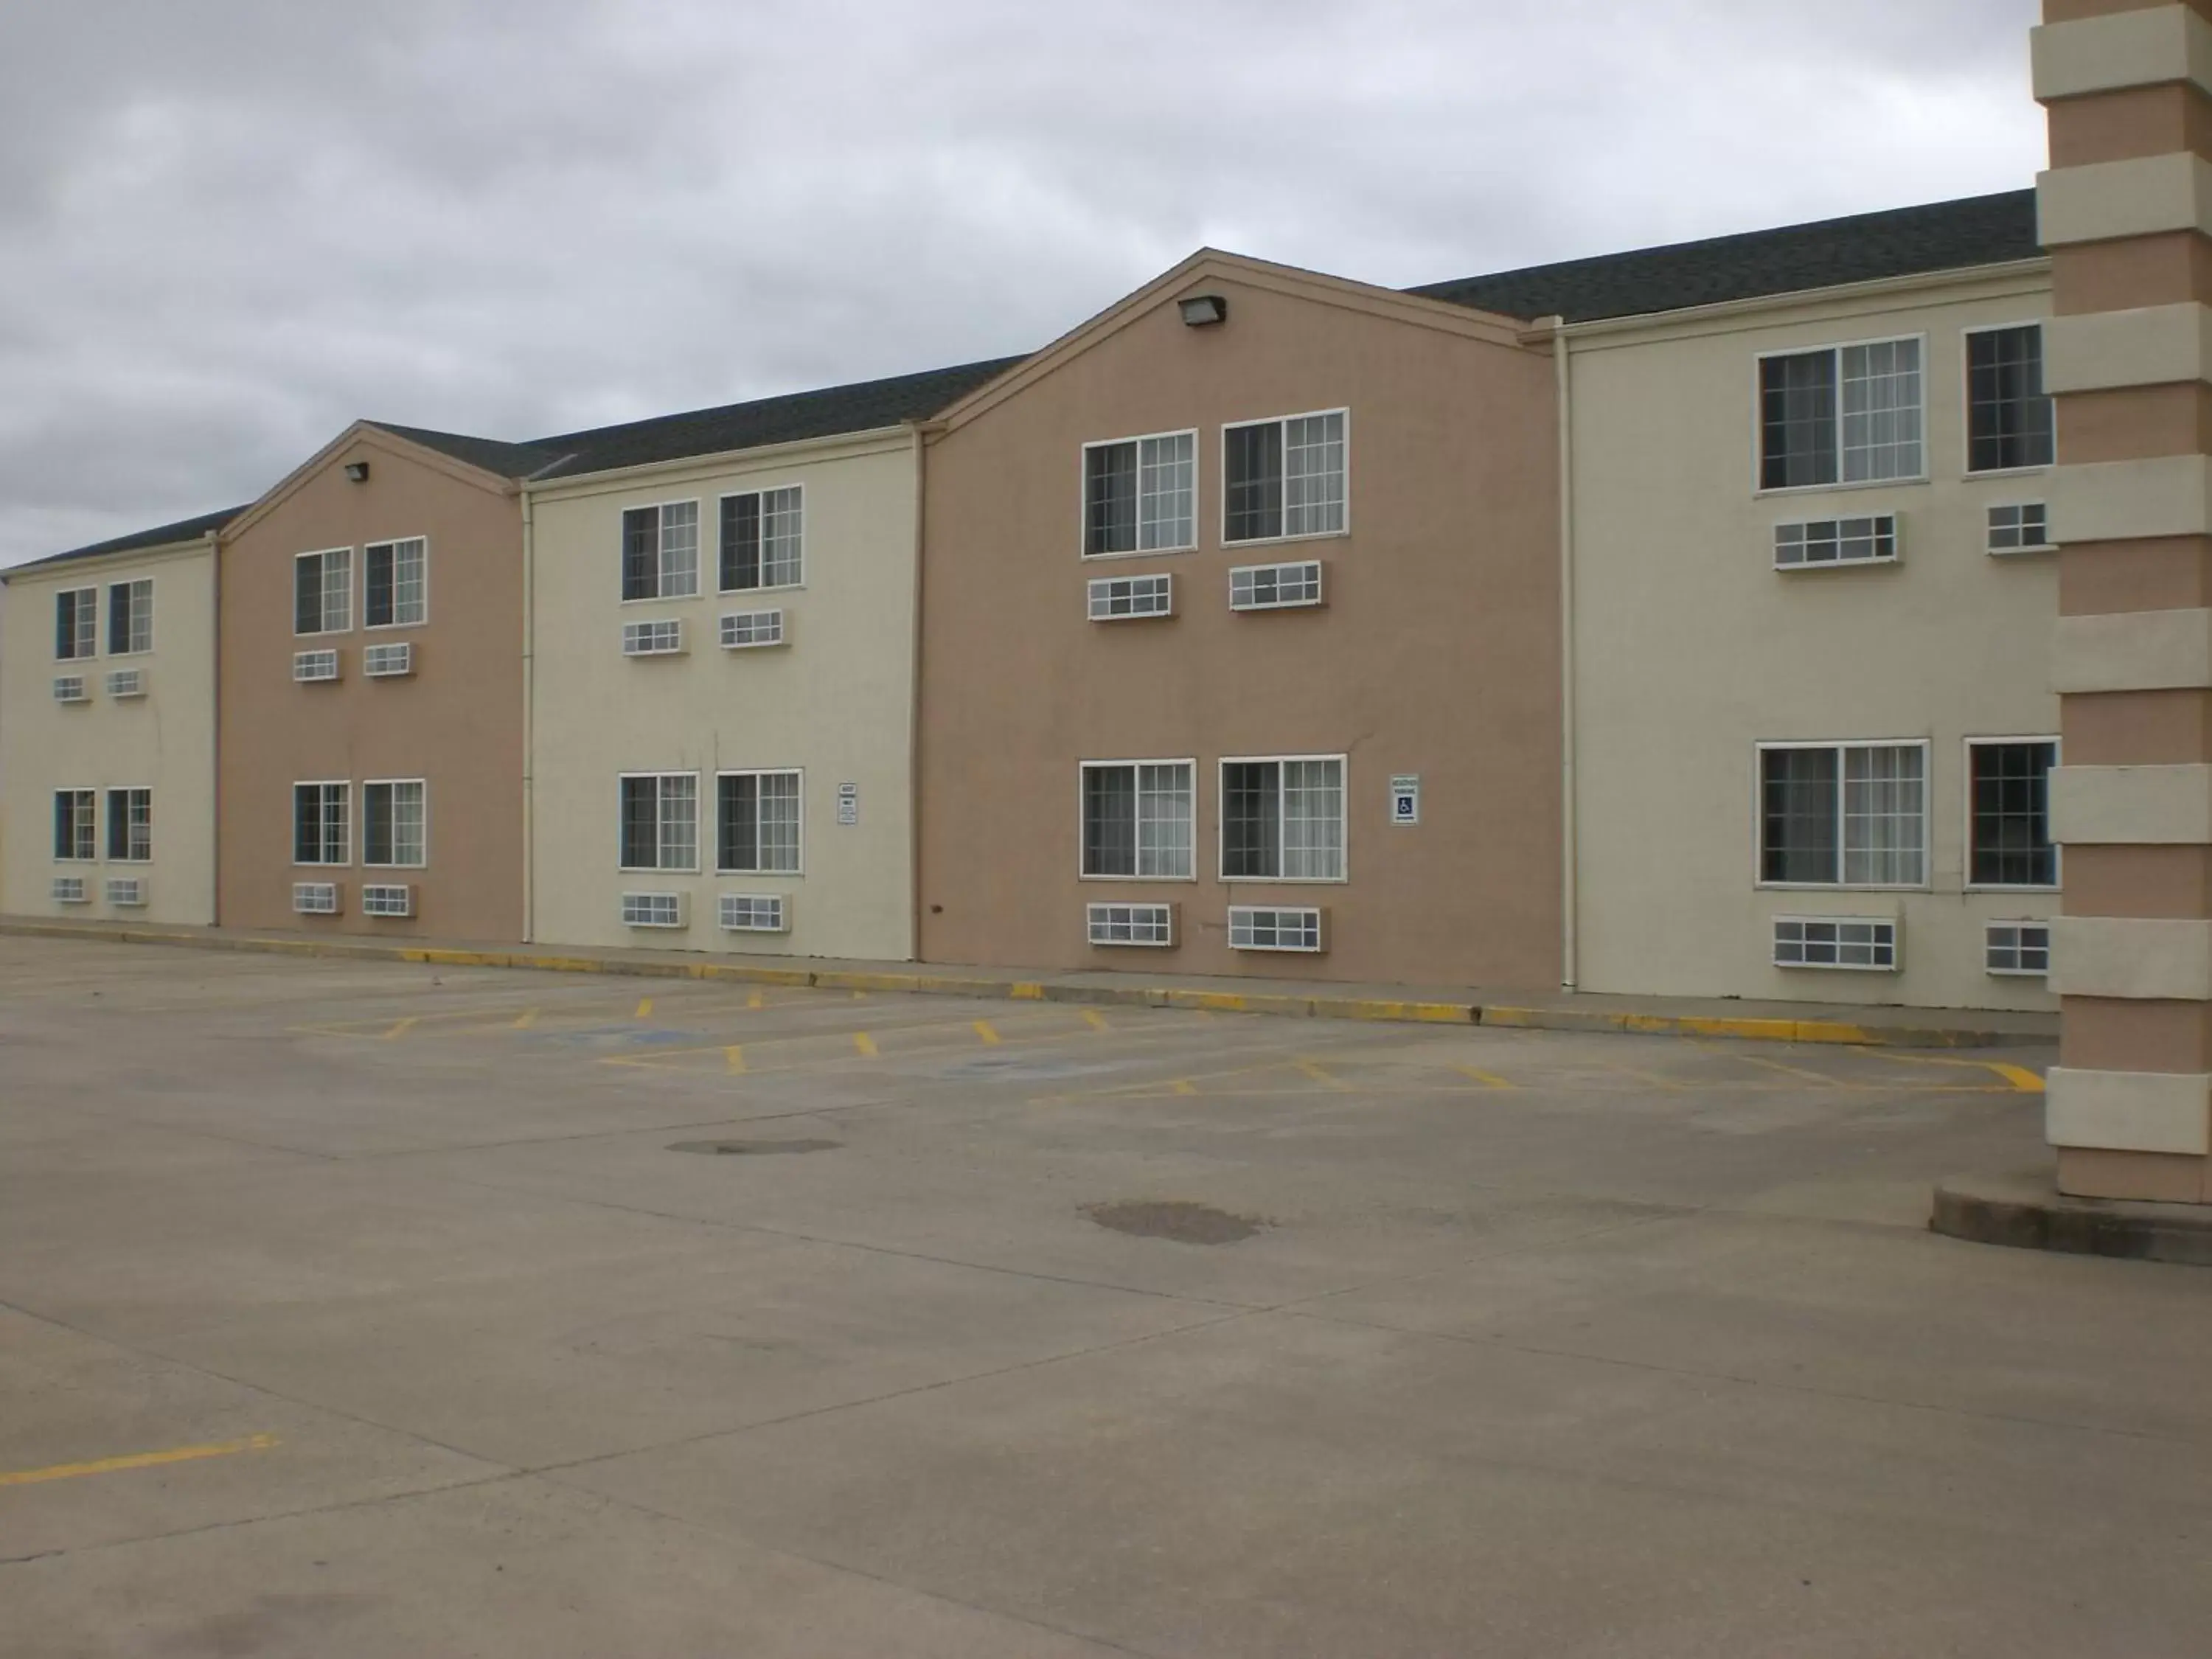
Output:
top-left (1084, 1200), bottom-right (1264, 1245)
top-left (667, 1138), bottom-right (842, 1156)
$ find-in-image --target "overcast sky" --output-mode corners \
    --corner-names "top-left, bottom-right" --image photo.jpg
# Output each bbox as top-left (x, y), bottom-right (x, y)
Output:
top-left (0, 0), bottom-right (2044, 566)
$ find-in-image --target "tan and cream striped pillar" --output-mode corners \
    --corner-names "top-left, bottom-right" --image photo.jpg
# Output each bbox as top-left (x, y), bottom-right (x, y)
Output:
top-left (2037, 1), bottom-right (2212, 1202)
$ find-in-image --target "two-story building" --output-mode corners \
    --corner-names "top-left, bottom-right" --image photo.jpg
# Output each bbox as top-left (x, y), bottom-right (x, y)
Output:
top-left (524, 361), bottom-right (1016, 959)
top-left (1, 509), bottom-right (237, 925)
top-left (916, 251), bottom-right (1562, 984)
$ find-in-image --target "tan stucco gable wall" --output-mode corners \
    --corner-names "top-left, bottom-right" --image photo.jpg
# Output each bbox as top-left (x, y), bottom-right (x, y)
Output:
top-left (217, 429), bottom-right (525, 937)
top-left (917, 269), bottom-right (1562, 984)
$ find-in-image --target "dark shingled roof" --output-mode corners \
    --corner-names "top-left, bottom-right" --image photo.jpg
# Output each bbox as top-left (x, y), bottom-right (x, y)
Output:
top-left (1407, 189), bottom-right (2042, 324)
top-left (522, 355), bottom-right (1026, 481)
top-left (364, 422), bottom-right (566, 480)
top-left (7, 504), bottom-right (246, 577)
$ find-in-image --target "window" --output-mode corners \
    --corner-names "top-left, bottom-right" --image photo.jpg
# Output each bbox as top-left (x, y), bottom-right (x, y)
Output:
top-left (619, 773), bottom-right (698, 871)
top-left (1986, 922), bottom-right (2051, 977)
top-left (1225, 412), bottom-right (1346, 543)
top-left (1967, 325), bottom-right (2054, 474)
top-left (1969, 740), bottom-right (2056, 888)
top-left (1087, 573), bottom-right (1174, 620)
top-left (621, 503), bottom-right (700, 601)
top-left (1759, 742), bottom-right (1927, 887)
top-left (364, 538), bottom-right (427, 627)
top-left (295, 549), bottom-right (352, 634)
top-left (52, 790), bottom-right (97, 860)
top-left (1773, 515), bottom-right (1898, 570)
top-left (105, 787), bottom-right (151, 862)
top-left (106, 579), bottom-right (153, 654)
top-left (1082, 761), bottom-right (1194, 880)
top-left (1759, 339), bottom-right (1922, 489)
top-left (1084, 432), bottom-right (1196, 555)
top-left (720, 487), bottom-right (804, 590)
top-left (55, 588), bottom-right (96, 660)
top-left (1986, 503), bottom-right (2051, 554)
top-left (717, 771), bottom-right (801, 874)
top-left (363, 780), bottom-right (426, 868)
top-left (1221, 757), bottom-right (1345, 880)
top-left (293, 782), bottom-right (350, 866)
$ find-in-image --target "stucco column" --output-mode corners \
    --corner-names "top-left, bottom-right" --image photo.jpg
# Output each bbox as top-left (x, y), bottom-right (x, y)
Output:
top-left (2037, 0), bottom-right (2212, 1200)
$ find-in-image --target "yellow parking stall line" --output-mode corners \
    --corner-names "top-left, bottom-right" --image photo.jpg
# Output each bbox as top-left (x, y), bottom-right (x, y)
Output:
top-left (1083, 1009), bottom-right (1111, 1032)
top-left (974, 1020), bottom-right (1002, 1046)
top-left (1719, 1047), bottom-right (1844, 1087)
top-left (636, 998), bottom-right (654, 1020)
top-left (0, 1433), bottom-right (277, 1489)
top-left (748, 990), bottom-right (765, 1010)
top-left (512, 1009), bottom-right (538, 1029)
top-left (1458, 1065), bottom-right (1517, 1089)
top-left (1295, 1058), bottom-right (1349, 1090)
top-left (724, 1045), bottom-right (746, 1074)
top-left (1848, 1046), bottom-right (2046, 1093)
top-left (853, 1032), bottom-right (878, 1058)
top-left (1169, 1079), bottom-right (1198, 1096)
top-left (381, 1018), bottom-right (418, 1040)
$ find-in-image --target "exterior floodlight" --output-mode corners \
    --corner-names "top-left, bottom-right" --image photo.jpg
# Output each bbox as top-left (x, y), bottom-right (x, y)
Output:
top-left (1179, 294), bottom-right (1228, 327)
top-left (344, 461), bottom-right (370, 482)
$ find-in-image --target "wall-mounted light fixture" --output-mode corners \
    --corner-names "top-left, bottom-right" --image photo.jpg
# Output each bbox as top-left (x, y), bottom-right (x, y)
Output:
top-left (1179, 293), bottom-right (1228, 327)
top-left (344, 461), bottom-right (370, 482)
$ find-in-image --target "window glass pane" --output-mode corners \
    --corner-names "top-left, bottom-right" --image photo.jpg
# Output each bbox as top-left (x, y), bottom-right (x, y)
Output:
top-left (108, 584), bottom-right (130, 654)
top-left (1968, 326), bottom-right (2054, 473)
top-left (1136, 762), bottom-right (1192, 878)
top-left (389, 540), bottom-right (425, 625)
top-left (1136, 435), bottom-right (1194, 550)
top-left (321, 550), bottom-right (351, 632)
top-left (127, 580), bottom-right (152, 652)
top-left (107, 788), bottom-right (150, 860)
top-left (620, 777), bottom-right (658, 868)
top-left (1082, 765), bottom-right (1136, 877)
top-left (1280, 758), bottom-right (1344, 879)
top-left (1843, 743), bottom-right (1925, 885)
top-left (1085, 443), bottom-right (1137, 555)
top-left (1222, 761), bottom-right (1280, 877)
top-left (364, 784), bottom-right (393, 866)
top-left (1971, 741), bottom-right (2056, 886)
top-left (1759, 352), bottom-right (1837, 489)
top-left (757, 772), bottom-right (801, 872)
top-left (1225, 424), bottom-right (1284, 542)
top-left (295, 557), bottom-right (321, 633)
top-left (622, 508), bottom-right (658, 600)
top-left (57, 589), bottom-right (97, 660)
top-left (659, 774), bottom-right (698, 869)
top-left (761, 487), bottom-right (803, 586)
top-left (366, 543), bottom-right (394, 627)
top-left (1283, 414), bottom-right (1346, 537)
top-left (719, 773), bottom-right (759, 872)
top-left (1841, 338), bottom-right (1922, 482)
top-left (392, 782), bottom-right (423, 865)
top-left (720, 494), bottom-right (762, 591)
top-left (659, 503), bottom-right (699, 597)
top-left (1761, 748), bottom-right (1838, 883)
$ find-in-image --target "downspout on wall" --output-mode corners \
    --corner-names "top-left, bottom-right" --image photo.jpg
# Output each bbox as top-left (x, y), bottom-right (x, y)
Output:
top-left (905, 420), bottom-right (936, 964)
top-left (1543, 314), bottom-right (1578, 991)
top-left (519, 483), bottom-right (535, 944)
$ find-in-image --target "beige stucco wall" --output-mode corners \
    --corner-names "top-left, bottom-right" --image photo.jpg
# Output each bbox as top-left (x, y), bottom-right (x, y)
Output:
top-left (218, 428), bottom-right (526, 938)
top-left (1567, 268), bottom-right (2062, 1012)
top-left (917, 262), bottom-right (1561, 984)
top-left (526, 431), bottom-right (920, 960)
top-left (1, 540), bottom-right (218, 924)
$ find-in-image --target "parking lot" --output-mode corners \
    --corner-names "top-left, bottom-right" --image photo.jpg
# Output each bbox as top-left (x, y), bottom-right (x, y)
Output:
top-left (1, 936), bottom-right (2208, 1656)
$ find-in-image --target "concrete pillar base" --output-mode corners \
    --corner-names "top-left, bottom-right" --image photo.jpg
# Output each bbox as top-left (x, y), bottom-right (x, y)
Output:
top-left (1933, 1169), bottom-right (2212, 1264)
top-left (2057, 1144), bottom-right (2212, 1202)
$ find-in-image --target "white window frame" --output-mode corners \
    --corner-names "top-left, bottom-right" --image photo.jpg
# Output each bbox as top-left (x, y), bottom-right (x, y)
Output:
top-left (717, 483), bottom-right (807, 593)
top-left (1217, 753), bottom-right (1349, 884)
top-left (1962, 735), bottom-right (2061, 894)
top-left (105, 785), bottom-right (153, 863)
top-left (1078, 758), bottom-right (1198, 883)
top-left (1984, 501), bottom-right (2055, 555)
top-left (108, 577), bottom-right (154, 655)
top-left (714, 768), bottom-right (805, 877)
top-left (617, 771), bottom-right (700, 874)
top-left (1753, 739), bottom-right (1932, 892)
top-left (52, 787), bottom-right (98, 862)
top-left (361, 777), bottom-right (429, 870)
top-left (292, 779), bottom-right (352, 868)
top-left (1985, 920), bottom-right (2052, 978)
top-left (55, 587), bottom-right (97, 661)
top-left (1752, 334), bottom-right (1930, 497)
top-left (1220, 408), bottom-right (1352, 548)
top-left (363, 536), bottom-right (430, 630)
top-left (1079, 428), bottom-right (1200, 560)
top-left (293, 548), bottom-right (355, 636)
top-left (619, 501), bottom-right (703, 604)
top-left (1961, 321), bottom-right (2056, 481)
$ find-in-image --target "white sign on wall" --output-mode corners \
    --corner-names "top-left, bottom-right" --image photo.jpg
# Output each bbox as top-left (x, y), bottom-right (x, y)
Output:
top-left (1388, 774), bottom-right (1420, 827)
top-left (836, 782), bottom-right (859, 826)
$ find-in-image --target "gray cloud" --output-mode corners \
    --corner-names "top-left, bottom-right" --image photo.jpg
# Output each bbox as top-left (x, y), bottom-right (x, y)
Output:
top-left (0, 0), bottom-right (2042, 564)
